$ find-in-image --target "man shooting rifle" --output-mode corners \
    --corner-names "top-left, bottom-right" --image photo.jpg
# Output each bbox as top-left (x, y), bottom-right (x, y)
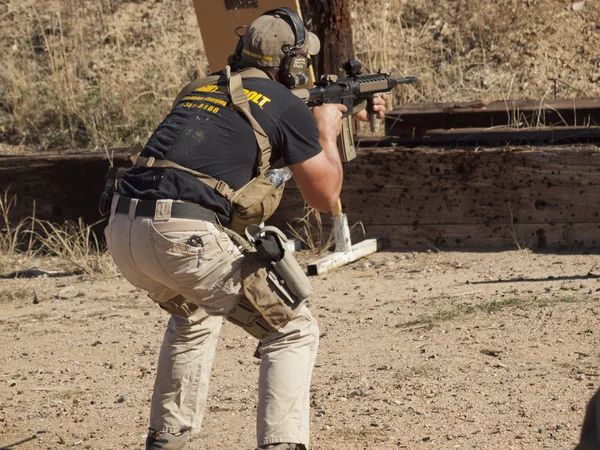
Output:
top-left (102, 6), bottom-right (387, 450)
top-left (295, 59), bottom-right (416, 160)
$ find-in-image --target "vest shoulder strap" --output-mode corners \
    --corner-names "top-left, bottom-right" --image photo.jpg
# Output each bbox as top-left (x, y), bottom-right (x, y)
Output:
top-left (171, 74), bottom-right (222, 110)
top-left (226, 66), bottom-right (272, 173)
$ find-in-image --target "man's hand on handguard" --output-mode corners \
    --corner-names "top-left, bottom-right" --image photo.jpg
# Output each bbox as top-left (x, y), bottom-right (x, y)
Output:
top-left (354, 94), bottom-right (388, 122)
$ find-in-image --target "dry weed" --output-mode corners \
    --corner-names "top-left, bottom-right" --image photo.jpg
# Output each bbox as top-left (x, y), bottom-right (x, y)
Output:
top-left (33, 219), bottom-right (118, 278)
top-left (287, 205), bottom-right (333, 254)
top-left (0, 287), bottom-right (31, 303)
top-left (0, 1), bottom-right (207, 151)
top-left (0, 189), bottom-right (116, 277)
top-left (0, 189), bottom-right (36, 272)
top-left (287, 204), bottom-right (372, 254)
top-left (2, 1), bottom-right (600, 151)
top-left (351, 0), bottom-right (600, 108)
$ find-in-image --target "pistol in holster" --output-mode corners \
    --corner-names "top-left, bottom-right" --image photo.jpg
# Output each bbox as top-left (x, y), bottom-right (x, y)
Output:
top-left (99, 167), bottom-right (119, 217)
top-left (225, 225), bottom-right (312, 341)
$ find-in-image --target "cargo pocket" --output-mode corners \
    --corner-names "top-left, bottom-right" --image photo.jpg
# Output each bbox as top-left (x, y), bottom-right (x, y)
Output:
top-left (149, 223), bottom-right (210, 256)
top-left (150, 223), bottom-right (241, 294)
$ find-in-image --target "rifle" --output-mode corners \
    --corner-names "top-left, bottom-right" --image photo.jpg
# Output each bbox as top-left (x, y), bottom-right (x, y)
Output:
top-left (293, 59), bottom-right (417, 162)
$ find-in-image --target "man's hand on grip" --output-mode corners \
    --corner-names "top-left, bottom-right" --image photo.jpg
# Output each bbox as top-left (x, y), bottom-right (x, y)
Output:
top-left (312, 103), bottom-right (347, 144)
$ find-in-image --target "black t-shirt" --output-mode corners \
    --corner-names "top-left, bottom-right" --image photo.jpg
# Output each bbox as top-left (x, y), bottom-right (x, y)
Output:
top-left (117, 73), bottom-right (322, 224)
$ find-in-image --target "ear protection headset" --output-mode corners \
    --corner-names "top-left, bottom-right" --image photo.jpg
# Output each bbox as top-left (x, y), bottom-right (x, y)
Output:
top-left (227, 7), bottom-right (312, 89)
top-left (228, 26), bottom-right (248, 68)
top-left (265, 7), bottom-right (311, 89)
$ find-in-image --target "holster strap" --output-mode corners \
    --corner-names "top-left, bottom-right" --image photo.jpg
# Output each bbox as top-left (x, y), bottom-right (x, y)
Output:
top-left (226, 296), bottom-right (276, 340)
top-left (158, 295), bottom-right (199, 318)
top-left (226, 66), bottom-right (273, 172)
top-left (130, 154), bottom-right (236, 201)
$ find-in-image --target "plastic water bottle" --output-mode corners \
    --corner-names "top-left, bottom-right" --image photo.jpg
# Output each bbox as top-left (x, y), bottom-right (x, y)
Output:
top-left (265, 167), bottom-right (293, 187)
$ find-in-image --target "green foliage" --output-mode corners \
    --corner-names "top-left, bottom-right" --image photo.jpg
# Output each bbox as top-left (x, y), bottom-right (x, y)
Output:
top-left (399, 295), bottom-right (584, 329)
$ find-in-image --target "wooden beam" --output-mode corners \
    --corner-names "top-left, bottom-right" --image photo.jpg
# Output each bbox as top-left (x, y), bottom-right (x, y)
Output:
top-left (269, 146), bottom-right (600, 251)
top-left (297, 223), bottom-right (600, 251)
top-left (361, 126), bottom-right (600, 147)
top-left (307, 238), bottom-right (382, 275)
top-left (4, 145), bottom-right (600, 251)
top-left (386, 97), bottom-right (600, 138)
top-left (0, 149), bottom-right (131, 226)
top-left (275, 184), bottom-right (600, 227)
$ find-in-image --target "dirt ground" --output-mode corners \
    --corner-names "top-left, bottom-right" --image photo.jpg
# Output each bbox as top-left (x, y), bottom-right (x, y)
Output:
top-left (2, 1), bottom-right (600, 449)
top-left (1, 249), bottom-right (598, 450)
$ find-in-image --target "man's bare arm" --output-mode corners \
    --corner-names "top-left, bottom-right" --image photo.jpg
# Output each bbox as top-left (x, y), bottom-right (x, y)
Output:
top-left (289, 103), bottom-right (346, 212)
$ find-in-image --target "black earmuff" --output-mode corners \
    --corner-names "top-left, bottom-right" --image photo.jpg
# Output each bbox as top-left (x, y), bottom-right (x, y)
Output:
top-left (227, 25), bottom-right (249, 67)
top-left (262, 7), bottom-right (311, 89)
top-left (279, 51), bottom-right (311, 89)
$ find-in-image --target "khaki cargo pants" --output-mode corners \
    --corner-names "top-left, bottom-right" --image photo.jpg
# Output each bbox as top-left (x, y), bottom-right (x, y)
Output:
top-left (104, 197), bottom-right (319, 448)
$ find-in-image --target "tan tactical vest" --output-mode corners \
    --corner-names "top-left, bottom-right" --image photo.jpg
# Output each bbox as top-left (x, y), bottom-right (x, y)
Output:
top-left (131, 66), bottom-right (284, 234)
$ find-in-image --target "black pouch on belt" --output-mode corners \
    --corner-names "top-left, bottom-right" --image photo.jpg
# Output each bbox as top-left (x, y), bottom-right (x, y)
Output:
top-left (98, 167), bottom-right (119, 217)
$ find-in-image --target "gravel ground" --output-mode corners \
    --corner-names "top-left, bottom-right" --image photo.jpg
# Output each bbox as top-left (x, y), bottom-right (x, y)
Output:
top-left (1, 250), bottom-right (598, 449)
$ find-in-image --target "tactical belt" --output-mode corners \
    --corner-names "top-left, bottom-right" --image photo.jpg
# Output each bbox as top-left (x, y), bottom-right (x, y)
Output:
top-left (115, 197), bottom-right (218, 223)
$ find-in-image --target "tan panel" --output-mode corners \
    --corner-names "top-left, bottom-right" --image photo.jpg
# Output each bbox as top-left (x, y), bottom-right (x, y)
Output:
top-left (193, 0), bottom-right (301, 72)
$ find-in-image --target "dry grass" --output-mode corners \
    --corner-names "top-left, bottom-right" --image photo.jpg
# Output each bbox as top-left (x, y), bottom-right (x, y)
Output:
top-left (0, 189), bottom-right (117, 277)
top-left (0, 189), bottom-right (36, 272)
top-left (0, 287), bottom-right (32, 303)
top-left (1, 0), bottom-right (599, 153)
top-left (33, 218), bottom-right (118, 277)
top-left (0, 0), bottom-right (207, 152)
top-left (287, 205), bottom-right (334, 254)
top-left (352, 0), bottom-right (600, 108)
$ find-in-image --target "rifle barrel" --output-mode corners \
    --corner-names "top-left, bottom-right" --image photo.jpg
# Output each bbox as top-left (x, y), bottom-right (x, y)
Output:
top-left (395, 76), bottom-right (417, 85)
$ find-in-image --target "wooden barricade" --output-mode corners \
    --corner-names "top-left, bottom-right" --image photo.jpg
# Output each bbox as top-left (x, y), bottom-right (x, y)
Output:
top-left (5, 94), bottom-right (600, 251)
top-left (385, 98), bottom-right (600, 146)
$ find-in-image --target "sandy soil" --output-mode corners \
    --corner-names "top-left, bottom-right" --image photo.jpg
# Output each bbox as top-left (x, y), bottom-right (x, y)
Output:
top-left (1, 249), bottom-right (598, 450)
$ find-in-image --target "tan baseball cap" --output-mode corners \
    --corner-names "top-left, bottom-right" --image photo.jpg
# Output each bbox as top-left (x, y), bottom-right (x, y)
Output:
top-left (241, 12), bottom-right (320, 68)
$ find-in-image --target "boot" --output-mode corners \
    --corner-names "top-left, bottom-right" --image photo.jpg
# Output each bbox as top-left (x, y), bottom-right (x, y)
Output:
top-left (575, 388), bottom-right (600, 450)
top-left (146, 428), bottom-right (189, 450)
